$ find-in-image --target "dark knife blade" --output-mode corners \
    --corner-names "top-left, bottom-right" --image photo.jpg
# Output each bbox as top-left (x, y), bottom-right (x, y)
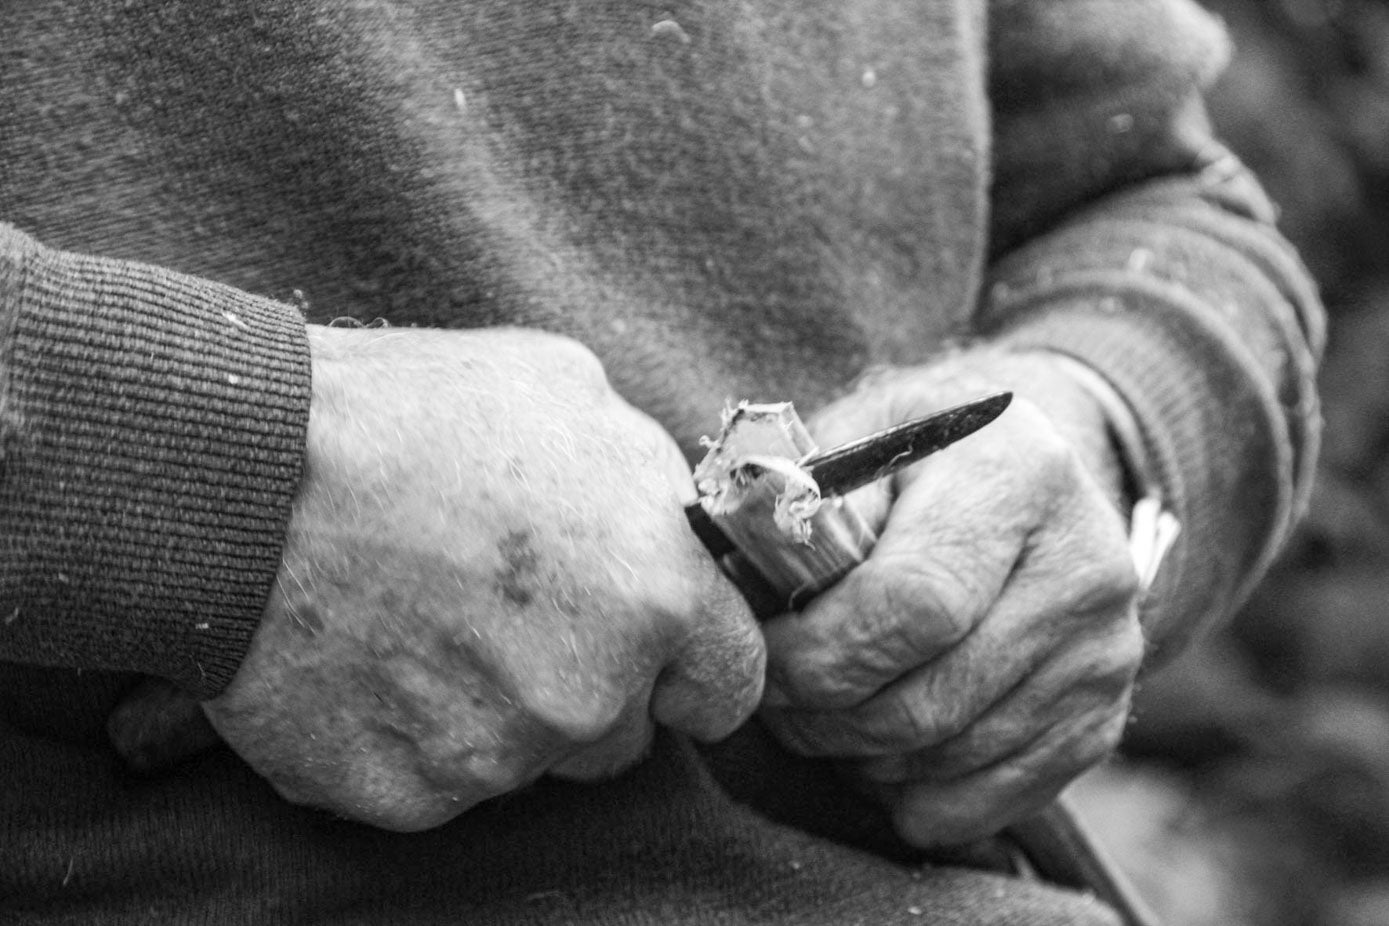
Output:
top-left (801, 390), bottom-right (1012, 498)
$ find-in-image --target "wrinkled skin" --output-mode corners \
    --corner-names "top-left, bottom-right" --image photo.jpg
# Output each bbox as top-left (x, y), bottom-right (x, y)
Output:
top-left (202, 326), bottom-right (764, 832)
top-left (758, 349), bottom-right (1145, 847)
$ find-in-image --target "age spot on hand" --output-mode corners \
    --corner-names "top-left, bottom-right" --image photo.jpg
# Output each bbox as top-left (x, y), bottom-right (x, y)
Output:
top-left (495, 530), bottom-right (541, 607)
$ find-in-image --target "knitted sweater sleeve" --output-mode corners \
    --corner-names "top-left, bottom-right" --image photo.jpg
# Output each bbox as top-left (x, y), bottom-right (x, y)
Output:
top-left (980, 0), bottom-right (1325, 664)
top-left (0, 224), bottom-right (310, 698)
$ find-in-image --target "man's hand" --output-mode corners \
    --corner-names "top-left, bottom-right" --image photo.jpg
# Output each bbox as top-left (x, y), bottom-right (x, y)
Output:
top-left (202, 326), bottom-right (764, 832)
top-left (757, 350), bottom-right (1143, 847)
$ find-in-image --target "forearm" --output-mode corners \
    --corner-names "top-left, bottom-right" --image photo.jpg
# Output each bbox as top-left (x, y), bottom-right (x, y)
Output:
top-left (982, 0), bottom-right (1324, 663)
top-left (0, 223), bottom-right (311, 697)
top-left (978, 154), bottom-right (1321, 664)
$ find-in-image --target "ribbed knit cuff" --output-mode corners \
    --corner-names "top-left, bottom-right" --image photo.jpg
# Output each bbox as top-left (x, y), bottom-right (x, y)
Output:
top-left (989, 282), bottom-right (1294, 663)
top-left (0, 226), bottom-right (310, 697)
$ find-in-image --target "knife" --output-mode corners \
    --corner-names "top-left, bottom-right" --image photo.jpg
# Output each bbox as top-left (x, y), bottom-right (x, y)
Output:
top-left (685, 391), bottom-right (1013, 561)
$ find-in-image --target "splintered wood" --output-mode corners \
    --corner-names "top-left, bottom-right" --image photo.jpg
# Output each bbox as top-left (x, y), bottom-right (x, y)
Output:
top-left (693, 402), bottom-right (876, 612)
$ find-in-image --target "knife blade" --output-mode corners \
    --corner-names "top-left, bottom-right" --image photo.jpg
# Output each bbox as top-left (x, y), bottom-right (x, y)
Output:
top-left (800, 390), bottom-right (1012, 498)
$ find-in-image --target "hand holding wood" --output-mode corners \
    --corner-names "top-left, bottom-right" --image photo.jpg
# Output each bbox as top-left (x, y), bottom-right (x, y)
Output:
top-left (754, 350), bottom-right (1144, 846)
top-left (202, 326), bottom-right (764, 830)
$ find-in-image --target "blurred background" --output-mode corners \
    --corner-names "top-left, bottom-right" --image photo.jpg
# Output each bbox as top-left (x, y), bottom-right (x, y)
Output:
top-left (1072, 2), bottom-right (1389, 923)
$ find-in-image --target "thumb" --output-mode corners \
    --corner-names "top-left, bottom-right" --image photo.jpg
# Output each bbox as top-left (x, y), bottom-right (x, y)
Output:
top-left (650, 575), bottom-right (766, 741)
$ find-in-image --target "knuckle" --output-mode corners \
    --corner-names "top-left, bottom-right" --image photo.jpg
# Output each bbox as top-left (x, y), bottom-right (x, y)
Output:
top-left (451, 749), bottom-right (537, 800)
top-left (416, 732), bottom-right (536, 797)
top-left (524, 684), bottom-right (627, 746)
top-left (1085, 614), bottom-right (1146, 690)
top-left (1067, 548), bottom-right (1141, 618)
top-left (1029, 428), bottom-right (1083, 492)
top-left (402, 711), bottom-right (560, 806)
top-left (856, 556), bottom-right (978, 651)
top-left (539, 332), bottom-right (609, 384)
top-left (1072, 640), bottom-right (1141, 703)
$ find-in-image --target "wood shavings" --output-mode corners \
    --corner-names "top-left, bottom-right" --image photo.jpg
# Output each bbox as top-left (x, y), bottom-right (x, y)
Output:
top-left (694, 401), bottom-right (875, 610)
top-left (735, 455), bottom-right (821, 541)
top-left (695, 403), bottom-right (819, 541)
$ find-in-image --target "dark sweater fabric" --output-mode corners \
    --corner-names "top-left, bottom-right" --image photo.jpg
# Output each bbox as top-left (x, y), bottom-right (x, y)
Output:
top-left (0, 0), bottom-right (1321, 922)
top-left (0, 228), bottom-right (309, 697)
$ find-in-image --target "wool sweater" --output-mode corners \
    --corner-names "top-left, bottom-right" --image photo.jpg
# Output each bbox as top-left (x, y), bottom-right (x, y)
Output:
top-left (0, 0), bottom-right (1321, 922)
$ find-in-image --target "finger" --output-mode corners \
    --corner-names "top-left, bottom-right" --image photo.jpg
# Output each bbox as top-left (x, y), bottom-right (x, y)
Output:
top-left (651, 569), bottom-right (766, 741)
top-left (762, 443), bottom-right (1034, 710)
top-left (882, 702), bottom-right (1132, 847)
top-left (856, 610), bottom-right (1142, 783)
top-left (108, 679), bottom-right (220, 773)
top-left (762, 582), bottom-right (1040, 758)
top-left (764, 497), bottom-right (1140, 757)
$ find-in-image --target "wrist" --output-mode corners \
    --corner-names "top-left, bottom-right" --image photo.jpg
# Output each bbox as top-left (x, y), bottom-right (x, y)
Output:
top-left (1006, 349), bottom-right (1182, 597)
top-left (1030, 352), bottom-right (1151, 511)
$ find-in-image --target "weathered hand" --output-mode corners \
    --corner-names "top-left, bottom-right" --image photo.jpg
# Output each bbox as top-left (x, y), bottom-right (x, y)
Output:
top-left (757, 350), bottom-right (1143, 847)
top-left (202, 325), bottom-right (764, 831)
